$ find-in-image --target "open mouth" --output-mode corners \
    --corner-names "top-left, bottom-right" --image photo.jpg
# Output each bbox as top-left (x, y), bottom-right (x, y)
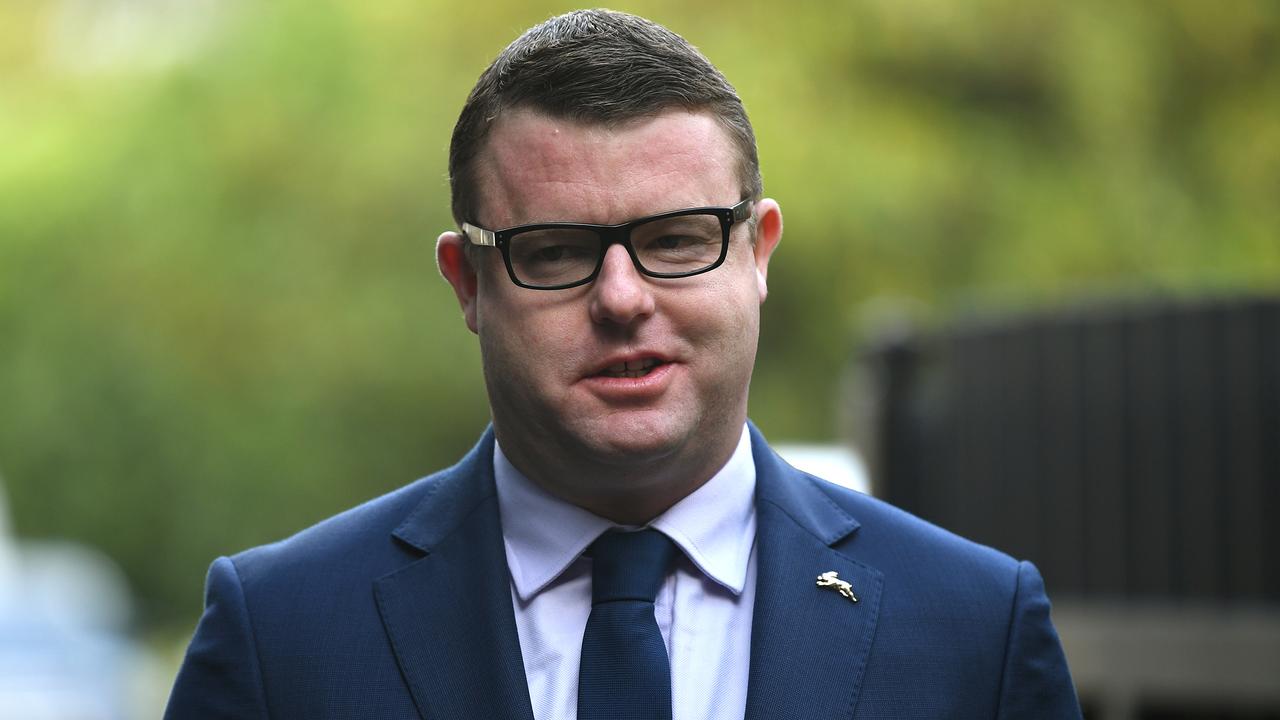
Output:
top-left (597, 358), bottom-right (665, 379)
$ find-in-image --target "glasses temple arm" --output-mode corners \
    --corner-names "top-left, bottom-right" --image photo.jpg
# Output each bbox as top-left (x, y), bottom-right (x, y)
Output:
top-left (461, 223), bottom-right (497, 247)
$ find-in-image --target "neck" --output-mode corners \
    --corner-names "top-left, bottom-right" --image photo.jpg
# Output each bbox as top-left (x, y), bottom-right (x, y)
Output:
top-left (494, 424), bottom-right (743, 525)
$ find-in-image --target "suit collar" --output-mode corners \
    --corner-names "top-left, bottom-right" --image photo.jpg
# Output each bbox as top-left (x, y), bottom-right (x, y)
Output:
top-left (750, 423), bottom-right (861, 545)
top-left (745, 423), bottom-right (883, 720)
top-left (389, 427), bottom-right (497, 553)
top-left (376, 428), bottom-right (536, 720)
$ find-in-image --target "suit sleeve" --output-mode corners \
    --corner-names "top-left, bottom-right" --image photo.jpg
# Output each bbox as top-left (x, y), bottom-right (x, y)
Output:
top-left (165, 556), bottom-right (271, 720)
top-left (996, 561), bottom-right (1082, 719)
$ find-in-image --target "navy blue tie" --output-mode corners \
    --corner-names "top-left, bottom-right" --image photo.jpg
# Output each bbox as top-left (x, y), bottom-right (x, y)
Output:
top-left (578, 529), bottom-right (676, 720)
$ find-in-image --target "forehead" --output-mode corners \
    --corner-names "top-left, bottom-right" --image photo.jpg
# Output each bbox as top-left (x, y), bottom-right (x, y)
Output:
top-left (473, 109), bottom-right (740, 228)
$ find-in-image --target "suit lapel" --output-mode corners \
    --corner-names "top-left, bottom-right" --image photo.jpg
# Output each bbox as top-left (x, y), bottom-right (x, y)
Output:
top-left (374, 430), bottom-right (535, 720)
top-left (744, 426), bottom-right (884, 720)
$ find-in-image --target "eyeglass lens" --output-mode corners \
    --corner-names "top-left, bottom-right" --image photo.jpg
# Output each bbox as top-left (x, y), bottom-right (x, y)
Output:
top-left (507, 213), bottom-right (724, 288)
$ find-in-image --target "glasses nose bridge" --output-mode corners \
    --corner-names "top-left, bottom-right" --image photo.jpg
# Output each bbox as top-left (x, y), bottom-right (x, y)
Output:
top-left (597, 224), bottom-right (643, 272)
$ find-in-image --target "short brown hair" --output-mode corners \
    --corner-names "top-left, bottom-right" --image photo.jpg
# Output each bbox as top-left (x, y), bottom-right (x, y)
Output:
top-left (448, 9), bottom-right (763, 228)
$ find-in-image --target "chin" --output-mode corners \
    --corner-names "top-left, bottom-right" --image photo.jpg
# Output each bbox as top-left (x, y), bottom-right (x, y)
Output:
top-left (575, 416), bottom-right (692, 464)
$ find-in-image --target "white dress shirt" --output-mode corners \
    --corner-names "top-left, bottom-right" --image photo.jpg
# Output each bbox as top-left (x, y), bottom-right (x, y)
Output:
top-left (493, 425), bottom-right (758, 720)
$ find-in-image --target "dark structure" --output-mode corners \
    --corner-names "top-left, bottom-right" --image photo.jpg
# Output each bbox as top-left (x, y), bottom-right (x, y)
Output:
top-left (858, 295), bottom-right (1280, 719)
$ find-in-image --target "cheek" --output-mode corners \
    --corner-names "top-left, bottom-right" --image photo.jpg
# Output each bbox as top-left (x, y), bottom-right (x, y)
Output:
top-left (670, 283), bottom-right (761, 378)
top-left (477, 293), bottom-right (584, 381)
top-left (703, 268), bottom-right (762, 338)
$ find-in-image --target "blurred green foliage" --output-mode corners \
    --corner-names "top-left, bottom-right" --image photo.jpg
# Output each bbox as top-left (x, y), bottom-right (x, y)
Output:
top-left (1, 0), bottom-right (1277, 631)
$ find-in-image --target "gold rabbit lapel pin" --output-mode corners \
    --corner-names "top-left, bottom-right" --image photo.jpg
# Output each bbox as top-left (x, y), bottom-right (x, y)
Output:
top-left (815, 570), bottom-right (858, 603)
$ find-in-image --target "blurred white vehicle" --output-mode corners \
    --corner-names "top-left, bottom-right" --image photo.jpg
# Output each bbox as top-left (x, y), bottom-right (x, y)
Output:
top-left (0, 480), bottom-right (150, 720)
top-left (774, 443), bottom-right (870, 495)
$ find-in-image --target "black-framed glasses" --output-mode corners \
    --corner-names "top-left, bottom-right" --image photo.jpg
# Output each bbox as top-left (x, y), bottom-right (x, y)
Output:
top-left (461, 198), bottom-right (754, 290)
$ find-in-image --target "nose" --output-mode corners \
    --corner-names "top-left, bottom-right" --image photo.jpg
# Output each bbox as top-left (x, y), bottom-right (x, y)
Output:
top-left (588, 243), bottom-right (655, 327)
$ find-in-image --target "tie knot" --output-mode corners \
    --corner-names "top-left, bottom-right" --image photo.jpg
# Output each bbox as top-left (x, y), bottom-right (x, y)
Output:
top-left (589, 529), bottom-right (676, 604)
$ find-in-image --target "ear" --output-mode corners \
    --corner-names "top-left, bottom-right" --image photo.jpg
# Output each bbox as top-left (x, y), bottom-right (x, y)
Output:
top-left (436, 231), bottom-right (480, 334)
top-left (751, 198), bottom-right (783, 303)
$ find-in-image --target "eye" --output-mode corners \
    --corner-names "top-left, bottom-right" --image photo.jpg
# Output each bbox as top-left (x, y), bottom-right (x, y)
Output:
top-left (654, 235), bottom-right (696, 250)
top-left (523, 243), bottom-right (595, 265)
top-left (510, 229), bottom-right (599, 267)
top-left (532, 245), bottom-right (567, 262)
top-left (641, 233), bottom-right (717, 257)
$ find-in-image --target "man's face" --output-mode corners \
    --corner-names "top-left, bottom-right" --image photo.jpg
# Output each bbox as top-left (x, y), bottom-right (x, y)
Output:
top-left (440, 109), bottom-right (781, 507)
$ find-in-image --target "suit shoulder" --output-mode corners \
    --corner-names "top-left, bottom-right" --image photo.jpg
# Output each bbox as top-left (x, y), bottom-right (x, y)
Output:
top-left (226, 462), bottom-right (465, 587)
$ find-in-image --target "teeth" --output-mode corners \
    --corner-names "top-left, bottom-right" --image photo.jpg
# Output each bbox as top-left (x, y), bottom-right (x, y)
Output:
top-left (601, 358), bottom-right (661, 377)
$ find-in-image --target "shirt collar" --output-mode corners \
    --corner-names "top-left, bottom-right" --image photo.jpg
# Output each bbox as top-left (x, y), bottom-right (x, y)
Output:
top-left (494, 425), bottom-right (757, 602)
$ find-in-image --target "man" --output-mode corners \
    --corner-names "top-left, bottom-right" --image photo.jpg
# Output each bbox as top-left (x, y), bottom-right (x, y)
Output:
top-left (167, 9), bottom-right (1081, 719)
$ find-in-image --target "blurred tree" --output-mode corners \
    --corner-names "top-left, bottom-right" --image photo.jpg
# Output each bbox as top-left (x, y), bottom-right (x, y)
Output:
top-left (0, 0), bottom-right (1276, 632)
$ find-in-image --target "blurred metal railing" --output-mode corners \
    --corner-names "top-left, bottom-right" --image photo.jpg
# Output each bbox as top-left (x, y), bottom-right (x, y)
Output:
top-left (856, 296), bottom-right (1280, 719)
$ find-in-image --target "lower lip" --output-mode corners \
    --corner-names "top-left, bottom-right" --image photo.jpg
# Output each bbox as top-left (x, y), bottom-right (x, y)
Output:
top-left (581, 362), bottom-right (677, 401)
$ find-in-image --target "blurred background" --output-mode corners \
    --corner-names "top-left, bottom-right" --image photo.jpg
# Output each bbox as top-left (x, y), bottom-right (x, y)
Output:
top-left (1, 0), bottom-right (1277, 717)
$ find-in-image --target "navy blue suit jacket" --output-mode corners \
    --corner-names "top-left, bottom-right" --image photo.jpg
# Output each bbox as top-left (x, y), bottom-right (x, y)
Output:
top-left (167, 425), bottom-right (1081, 718)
